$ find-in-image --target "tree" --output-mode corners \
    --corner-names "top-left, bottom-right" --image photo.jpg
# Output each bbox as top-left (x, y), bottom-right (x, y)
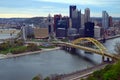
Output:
top-left (86, 61), bottom-right (120, 80)
top-left (14, 39), bottom-right (24, 46)
top-left (86, 75), bottom-right (97, 80)
top-left (32, 74), bottom-right (43, 80)
top-left (27, 43), bottom-right (39, 51)
top-left (0, 42), bottom-right (9, 50)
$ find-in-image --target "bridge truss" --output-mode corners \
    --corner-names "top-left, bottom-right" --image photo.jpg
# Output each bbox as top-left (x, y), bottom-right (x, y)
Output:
top-left (72, 37), bottom-right (108, 56)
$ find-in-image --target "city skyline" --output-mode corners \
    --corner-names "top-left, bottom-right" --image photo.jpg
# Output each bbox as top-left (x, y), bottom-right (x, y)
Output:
top-left (0, 0), bottom-right (120, 18)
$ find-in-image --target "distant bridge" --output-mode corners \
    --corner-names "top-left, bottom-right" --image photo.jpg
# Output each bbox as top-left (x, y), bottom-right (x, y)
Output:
top-left (54, 37), bottom-right (120, 61)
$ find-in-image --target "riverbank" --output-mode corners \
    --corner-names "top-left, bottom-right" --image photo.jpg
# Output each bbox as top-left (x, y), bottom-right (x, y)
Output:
top-left (0, 29), bottom-right (20, 34)
top-left (0, 34), bottom-right (120, 60)
top-left (107, 34), bottom-right (120, 40)
top-left (97, 34), bottom-right (120, 41)
top-left (0, 47), bottom-right (60, 60)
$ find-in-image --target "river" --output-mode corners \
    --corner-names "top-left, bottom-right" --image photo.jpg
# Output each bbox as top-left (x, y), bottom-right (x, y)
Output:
top-left (0, 28), bottom-right (18, 39)
top-left (0, 37), bottom-right (120, 80)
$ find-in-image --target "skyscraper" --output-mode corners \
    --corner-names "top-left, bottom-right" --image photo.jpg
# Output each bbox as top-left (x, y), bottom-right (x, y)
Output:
top-left (109, 16), bottom-right (113, 27)
top-left (81, 14), bottom-right (85, 28)
top-left (69, 5), bottom-right (76, 18)
top-left (102, 11), bottom-right (109, 29)
top-left (54, 14), bottom-right (62, 32)
top-left (71, 9), bottom-right (81, 33)
top-left (84, 22), bottom-right (94, 38)
top-left (84, 8), bottom-right (90, 23)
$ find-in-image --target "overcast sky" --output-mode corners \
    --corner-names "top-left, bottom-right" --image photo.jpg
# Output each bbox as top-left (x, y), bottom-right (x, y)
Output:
top-left (0, 0), bottom-right (120, 18)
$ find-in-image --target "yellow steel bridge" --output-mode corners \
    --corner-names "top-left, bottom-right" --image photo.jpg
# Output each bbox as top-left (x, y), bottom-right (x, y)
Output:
top-left (55, 37), bottom-right (120, 61)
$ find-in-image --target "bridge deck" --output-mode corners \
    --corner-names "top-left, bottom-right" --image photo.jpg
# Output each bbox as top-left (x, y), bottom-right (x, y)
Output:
top-left (56, 42), bottom-right (120, 60)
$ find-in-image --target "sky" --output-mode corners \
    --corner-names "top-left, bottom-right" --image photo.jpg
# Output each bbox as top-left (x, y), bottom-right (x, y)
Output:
top-left (0, 0), bottom-right (120, 18)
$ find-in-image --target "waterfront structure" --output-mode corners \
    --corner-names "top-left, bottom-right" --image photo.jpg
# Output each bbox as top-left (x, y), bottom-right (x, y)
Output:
top-left (84, 8), bottom-right (90, 23)
top-left (84, 22), bottom-right (94, 38)
top-left (34, 27), bottom-right (48, 39)
top-left (102, 11), bottom-right (109, 29)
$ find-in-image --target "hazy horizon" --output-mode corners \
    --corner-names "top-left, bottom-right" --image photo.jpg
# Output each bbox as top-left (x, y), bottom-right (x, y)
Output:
top-left (0, 0), bottom-right (120, 18)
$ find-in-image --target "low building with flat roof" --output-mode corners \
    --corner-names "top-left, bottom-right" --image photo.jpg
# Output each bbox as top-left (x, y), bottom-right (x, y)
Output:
top-left (34, 27), bottom-right (48, 39)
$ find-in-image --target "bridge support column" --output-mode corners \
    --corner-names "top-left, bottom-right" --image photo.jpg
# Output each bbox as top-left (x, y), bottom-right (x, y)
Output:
top-left (61, 46), bottom-right (72, 52)
top-left (102, 56), bottom-right (113, 63)
top-left (70, 48), bottom-right (76, 53)
top-left (102, 56), bottom-right (105, 62)
top-left (61, 46), bottom-right (66, 50)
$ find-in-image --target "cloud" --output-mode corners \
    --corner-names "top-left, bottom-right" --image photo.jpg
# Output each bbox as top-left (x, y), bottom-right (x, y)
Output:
top-left (35, 0), bottom-right (120, 7)
top-left (35, 0), bottom-right (98, 5)
top-left (0, 0), bottom-right (119, 17)
top-left (0, 6), bottom-right (69, 17)
top-left (0, 13), bottom-right (34, 18)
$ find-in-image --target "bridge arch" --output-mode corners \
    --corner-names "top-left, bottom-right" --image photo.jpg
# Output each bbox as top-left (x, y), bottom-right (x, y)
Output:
top-left (72, 37), bottom-right (107, 55)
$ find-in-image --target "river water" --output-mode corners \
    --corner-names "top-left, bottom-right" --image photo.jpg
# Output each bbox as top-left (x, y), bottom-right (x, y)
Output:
top-left (0, 29), bottom-right (17, 39)
top-left (0, 37), bottom-right (120, 80)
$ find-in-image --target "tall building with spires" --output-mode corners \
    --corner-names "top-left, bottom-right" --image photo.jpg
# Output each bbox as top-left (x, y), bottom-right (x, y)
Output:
top-left (84, 8), bottom-right (90, 23)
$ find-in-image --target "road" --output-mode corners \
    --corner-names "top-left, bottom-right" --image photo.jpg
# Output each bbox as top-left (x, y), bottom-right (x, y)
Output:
top-left (59, 62), bottom-right (111, 80)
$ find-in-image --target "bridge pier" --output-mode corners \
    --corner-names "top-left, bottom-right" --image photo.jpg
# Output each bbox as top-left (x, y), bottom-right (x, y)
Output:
top-left (61, 46), bottom-right (66, 50)
top-left (61, 46), bottom-right (71, 52)
top-left (102, 56), bottom-right (105, 62)
top-left (61, 46), bottom-right (77, 54)
top-left (102, 56), bottom-right (113, 63)
top-left (70, 48), bottom-right (76, 53)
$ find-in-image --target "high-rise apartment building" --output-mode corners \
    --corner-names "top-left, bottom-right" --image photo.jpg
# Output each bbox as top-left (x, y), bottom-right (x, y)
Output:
top-left (102, 11), bottom-right (109, 29)
top-left (84, 8), bottom-right (90, 23)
